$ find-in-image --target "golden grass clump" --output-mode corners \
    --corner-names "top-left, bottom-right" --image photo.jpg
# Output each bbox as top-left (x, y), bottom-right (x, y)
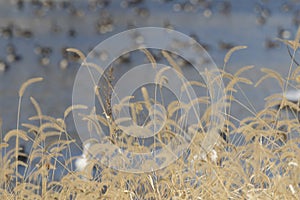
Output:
top-left (0, 43), bottom-right (300, 200)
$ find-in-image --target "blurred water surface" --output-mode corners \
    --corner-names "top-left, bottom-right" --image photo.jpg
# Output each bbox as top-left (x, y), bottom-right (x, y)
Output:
top-left (0, 0), bottom-right (299, 138)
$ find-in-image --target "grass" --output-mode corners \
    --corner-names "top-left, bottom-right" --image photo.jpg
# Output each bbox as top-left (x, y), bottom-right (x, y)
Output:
top-left (0, 39), bottom-right (300, 200)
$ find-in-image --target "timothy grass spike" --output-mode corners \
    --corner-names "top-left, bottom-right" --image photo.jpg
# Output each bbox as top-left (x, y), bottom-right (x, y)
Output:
top-left (66, 48), bottom-right (86, 61)
top-left (224, 45), bottom-right (247, 66)
top-left (255, 68), bottom-right (284, 89)
top-left (19, 77), bottom-right (43, 98)
top-left (141, 87), bottom-right (151, 111)
top-left (64, 105), bottom-right (88, 119)
top-left (4, 130), bottom-right (28, 142)
top-left (141, 49), bottom-right (157, 69)
top-left (30, 97), bottom-right (42, 117)
top-left (161, 50), bottom-right (183, 76)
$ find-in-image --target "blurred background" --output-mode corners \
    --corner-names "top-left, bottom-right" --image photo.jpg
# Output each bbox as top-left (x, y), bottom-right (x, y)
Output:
top-left (0, 0), bottom-right (299, 135)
